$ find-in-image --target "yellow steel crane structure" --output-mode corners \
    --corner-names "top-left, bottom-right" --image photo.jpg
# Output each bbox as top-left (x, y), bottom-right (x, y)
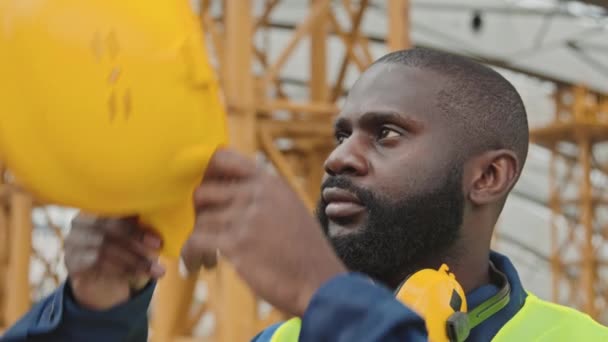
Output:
top-left (531, 85), bottom-right (608, 323)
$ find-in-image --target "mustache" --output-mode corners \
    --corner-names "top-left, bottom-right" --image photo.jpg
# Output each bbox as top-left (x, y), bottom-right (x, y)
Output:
top-left (320, 176), bottom-right (375, 206)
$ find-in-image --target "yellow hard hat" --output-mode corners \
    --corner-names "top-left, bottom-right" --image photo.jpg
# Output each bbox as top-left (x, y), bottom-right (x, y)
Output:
top-left (0, 0), bottom-right (228, 257)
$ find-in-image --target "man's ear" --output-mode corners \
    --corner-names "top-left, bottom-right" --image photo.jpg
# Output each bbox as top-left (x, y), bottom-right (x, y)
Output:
top-left (466, 150), bottom-right (520, 206)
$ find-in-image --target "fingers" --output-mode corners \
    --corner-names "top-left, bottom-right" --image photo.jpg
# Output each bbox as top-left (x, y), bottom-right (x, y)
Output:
top-left (180, 205), bottom-right (235, 274)
top-left (186, 150), bottom-right (260, 274)
top-left (64, 245), bottom-right (101, 275)
top-left (70, 214), bottom-right (157, 246)
top-left (69, 215), bottom-right (161, 253)
top-left (66, 213), bottom-right (164, 279)
top-left (103, 218), bottom-right (162, 246)
top-left (66, 234), bottom-right (164, 279)
top-left (101, 236), bottom-right (164, 278)
top-left (180, 229), bottom-right (219, 275)
top-left (98, 242), bottom-right (143, 276)
top-left (194, 181), bottom-right (239, 209)
top-left (203, 149), bottom-right (256, 181)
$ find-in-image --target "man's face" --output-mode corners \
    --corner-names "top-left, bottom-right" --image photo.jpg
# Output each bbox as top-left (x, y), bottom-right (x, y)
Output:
top-left (316, 63), bottom-right (464, 288)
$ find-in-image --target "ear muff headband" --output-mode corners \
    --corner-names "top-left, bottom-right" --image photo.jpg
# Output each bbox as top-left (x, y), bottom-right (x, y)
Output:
top-left (447, 261), bottom-right (511, 342)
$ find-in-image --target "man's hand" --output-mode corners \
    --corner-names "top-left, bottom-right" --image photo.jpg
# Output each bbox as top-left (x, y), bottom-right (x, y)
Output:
top-left (65, 214), bottom-right (165, 310)
top-left (181, 149), bottom-right (347, 317)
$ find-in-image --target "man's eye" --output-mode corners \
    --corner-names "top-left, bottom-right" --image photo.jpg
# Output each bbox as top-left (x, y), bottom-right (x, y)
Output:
top-left (335, 132), bottom-right (349, 144)
top-left (379, 127), bottom-right (401, 139)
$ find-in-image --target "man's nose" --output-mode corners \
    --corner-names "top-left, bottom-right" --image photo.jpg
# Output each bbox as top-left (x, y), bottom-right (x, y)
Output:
top-left (323, 137), bottom-right (369, 177)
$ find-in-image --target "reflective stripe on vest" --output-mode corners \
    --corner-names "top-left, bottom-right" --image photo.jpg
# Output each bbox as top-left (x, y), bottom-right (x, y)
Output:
top-left (270, 293), bottom-right (608, 341)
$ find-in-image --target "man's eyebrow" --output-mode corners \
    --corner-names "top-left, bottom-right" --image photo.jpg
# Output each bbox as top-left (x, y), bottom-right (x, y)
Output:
top-left (359, 111), bottom-right (424, 131)
top-left (333, 111), bottom-right (424, 133)
top-left (333, 117), bottom-right (351, 132)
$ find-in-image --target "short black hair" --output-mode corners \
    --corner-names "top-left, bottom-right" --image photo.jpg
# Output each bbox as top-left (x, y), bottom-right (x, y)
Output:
top-left (375, 47), bottom-right (529, 172)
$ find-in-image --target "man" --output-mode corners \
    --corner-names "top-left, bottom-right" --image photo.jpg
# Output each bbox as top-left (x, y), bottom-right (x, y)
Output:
top-left (3, 48), bottom-right (607, 341)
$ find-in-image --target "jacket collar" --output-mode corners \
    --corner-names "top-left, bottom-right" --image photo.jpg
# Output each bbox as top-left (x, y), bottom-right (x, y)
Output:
top-left (465, 251), bottom-right (528, 341)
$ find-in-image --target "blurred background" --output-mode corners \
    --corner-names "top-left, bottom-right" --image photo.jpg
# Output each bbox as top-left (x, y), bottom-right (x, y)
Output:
top-left (1, 0), bottom-right (607, 340)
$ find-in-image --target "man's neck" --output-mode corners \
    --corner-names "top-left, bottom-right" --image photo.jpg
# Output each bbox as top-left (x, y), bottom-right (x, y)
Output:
top-left (447, 250), bottom-right (492, 293)
top-left (443, 221), bottom-right (494, 293)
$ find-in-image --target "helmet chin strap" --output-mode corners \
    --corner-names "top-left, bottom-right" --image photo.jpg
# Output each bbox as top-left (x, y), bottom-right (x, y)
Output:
top-left (393, 261), bottom-right (510, 342)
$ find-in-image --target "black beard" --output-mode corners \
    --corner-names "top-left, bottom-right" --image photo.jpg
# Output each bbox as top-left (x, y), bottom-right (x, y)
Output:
top-left (316, 166), bottom-right (464, 289)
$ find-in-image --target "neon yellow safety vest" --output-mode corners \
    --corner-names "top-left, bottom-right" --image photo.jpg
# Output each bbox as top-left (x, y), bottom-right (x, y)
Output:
top-left (270, 293), bottom-right (608, 341)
